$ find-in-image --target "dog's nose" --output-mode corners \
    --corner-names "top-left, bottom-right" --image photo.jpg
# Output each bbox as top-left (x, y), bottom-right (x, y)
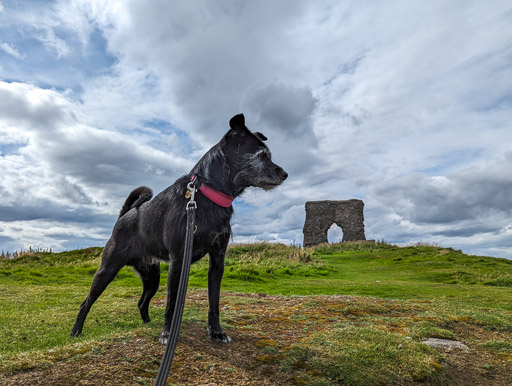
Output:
top-left (280, 169), bottom-right (288, 180)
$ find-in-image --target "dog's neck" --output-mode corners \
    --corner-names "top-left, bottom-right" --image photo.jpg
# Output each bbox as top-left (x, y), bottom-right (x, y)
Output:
top-left (190, 175), bottom-right (235, 207)
top-left (189, 143), bottom-right (246, 203)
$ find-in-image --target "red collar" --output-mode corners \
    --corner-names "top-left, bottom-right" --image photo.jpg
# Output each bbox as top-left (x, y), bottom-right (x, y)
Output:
top-left (191, 175), bottom-right (235, 207)
top-left (199, 184), bottom-right (235, 207)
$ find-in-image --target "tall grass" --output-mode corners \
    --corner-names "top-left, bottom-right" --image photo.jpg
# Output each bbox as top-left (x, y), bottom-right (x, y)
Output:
top-left (189, 242), bottom-right (328, 283)
top-left (1, 247), bottom-right (54, 260)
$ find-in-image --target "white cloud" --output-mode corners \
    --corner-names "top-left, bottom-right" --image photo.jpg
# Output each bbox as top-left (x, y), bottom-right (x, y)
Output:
top-left (1, 42), bottom-right (24, 59)
top-left (36, 28), bottom-right (70, 58)
top-left (79, 64), bottom-right (169, 134)
top-left (0, 219), bottom-right (108, 251)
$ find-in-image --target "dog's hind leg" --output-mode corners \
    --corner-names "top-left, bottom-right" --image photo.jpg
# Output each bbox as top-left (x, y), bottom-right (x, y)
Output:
top-left (70, 244), bottom-right (127, 337)
top-left (131, 258), bottom-right (160, 323)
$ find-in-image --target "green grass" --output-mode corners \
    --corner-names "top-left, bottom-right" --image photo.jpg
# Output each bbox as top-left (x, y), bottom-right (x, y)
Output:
top-left (482, 340), bottom-right (512, 356)
top-left (188, 242), bottom-right (328, 286)
top-left (187, 242), bottom-right (512, 312)
top-left (1, 241), bottom-right (512, 384)
top-left (284, 325), bottom-right (442, 384)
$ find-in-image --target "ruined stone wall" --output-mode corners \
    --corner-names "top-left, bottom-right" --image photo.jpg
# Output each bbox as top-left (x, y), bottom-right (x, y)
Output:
top-left (303, 200), bottom-right (366, 247)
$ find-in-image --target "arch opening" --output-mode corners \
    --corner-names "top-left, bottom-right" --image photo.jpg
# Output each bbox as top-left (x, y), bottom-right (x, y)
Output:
top-left (327, 223), bottom-right (343, 244)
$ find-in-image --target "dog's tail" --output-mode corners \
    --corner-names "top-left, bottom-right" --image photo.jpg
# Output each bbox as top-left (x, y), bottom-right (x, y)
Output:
top-left (119, 186), bottom-right (153, 218)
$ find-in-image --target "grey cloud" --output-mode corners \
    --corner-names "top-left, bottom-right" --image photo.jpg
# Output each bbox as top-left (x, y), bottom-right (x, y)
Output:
top-left (453, 154), bottom-right (512, 213)
top-left (241, 82), bottom-right (323, 179)
top-left (0, 201), bottom-right (113, 224)
top-left (370, 153), bottom-right (512, 228)
top-left (431, 223), bottom-right (503, 238)
top-left (0, 235), bottom-right (15, 245)
top-left (1, 81), bottom-right (191, 194)
top-left (0, 235), bottom-right (20, 254)
top-left (57, 176), bottom-right (94, 205)
top-left (0, 84), bottom-right (71, 130)
top-left (97, 0), bottom-right (309, 143)
top-left (232, 201), bottom-right (305, 239)
top-left (243, 83), bottom-right (318, 142)
top-left (39, 129), bottom-right (165, 185)
top-left (38, 129), bottom-right (192, 192)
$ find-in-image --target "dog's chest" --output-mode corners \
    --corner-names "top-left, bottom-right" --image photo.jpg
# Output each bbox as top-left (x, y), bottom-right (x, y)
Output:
top-left (194, 224), bottom-right (231, 248)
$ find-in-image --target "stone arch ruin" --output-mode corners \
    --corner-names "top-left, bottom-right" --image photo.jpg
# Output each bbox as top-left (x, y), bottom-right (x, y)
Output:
top-left (303, 200), bottom-right (366, 247)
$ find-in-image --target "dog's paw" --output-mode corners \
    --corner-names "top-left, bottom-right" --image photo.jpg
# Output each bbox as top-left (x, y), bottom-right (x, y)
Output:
top-left (69, 329), bottom-right (82, 338)
top-left (208, 325), bottom-right (231, 343)
top-left (159, 331), bottom-right (169, 345)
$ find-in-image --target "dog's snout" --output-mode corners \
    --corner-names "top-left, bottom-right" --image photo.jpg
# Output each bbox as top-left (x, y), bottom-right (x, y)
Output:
top-left (276, 166), bottom-right (288, 180)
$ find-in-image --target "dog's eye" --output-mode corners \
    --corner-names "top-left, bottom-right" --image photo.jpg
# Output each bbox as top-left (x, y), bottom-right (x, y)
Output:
top-left (259, 151), bottom-right (268, 160)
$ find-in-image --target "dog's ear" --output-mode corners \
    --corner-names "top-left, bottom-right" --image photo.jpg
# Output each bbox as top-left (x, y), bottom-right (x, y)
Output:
top-left (225, 113), bottom-right (249, 142)
top-left (254, 132), bottom-right (267, 141)
top-left (229, 113), bottom-right (246, 130)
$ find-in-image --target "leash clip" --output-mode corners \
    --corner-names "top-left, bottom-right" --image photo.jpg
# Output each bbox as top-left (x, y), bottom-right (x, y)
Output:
top-left (186, 178), bottom-right (197, 210)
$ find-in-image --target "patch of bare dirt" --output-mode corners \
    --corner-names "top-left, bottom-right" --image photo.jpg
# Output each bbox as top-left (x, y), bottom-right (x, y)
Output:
top-left (2, 291), bottom-right (511, 385)
top-left (434, 325), bottom-right (512, 386)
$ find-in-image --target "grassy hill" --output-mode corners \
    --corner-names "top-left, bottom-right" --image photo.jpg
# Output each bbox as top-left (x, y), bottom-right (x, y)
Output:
top-left (1, 242), bottom-right (511, 385)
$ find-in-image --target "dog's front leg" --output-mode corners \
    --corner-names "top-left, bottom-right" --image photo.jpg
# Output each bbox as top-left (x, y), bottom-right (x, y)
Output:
top-left (207, 244), bottom-right (231, 343)
top-left (159, 255), bottom-right (182, 345)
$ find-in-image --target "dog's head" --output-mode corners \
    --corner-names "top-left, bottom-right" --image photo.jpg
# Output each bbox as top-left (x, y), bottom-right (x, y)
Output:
top-left (224, 114), bottom-right (288, 191)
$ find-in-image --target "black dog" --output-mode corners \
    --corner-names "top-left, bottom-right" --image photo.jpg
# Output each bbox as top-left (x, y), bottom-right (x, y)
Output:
top-left (70, 114), bottom-right (287, 344)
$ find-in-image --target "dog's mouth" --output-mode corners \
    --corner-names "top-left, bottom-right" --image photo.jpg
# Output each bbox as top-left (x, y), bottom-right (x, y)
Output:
top-left (241, 166), bottom-right (288, 191)
top-left (261, 182), bottom-right (281, 191)
top-left (259, 177), bottom-right (287, 191)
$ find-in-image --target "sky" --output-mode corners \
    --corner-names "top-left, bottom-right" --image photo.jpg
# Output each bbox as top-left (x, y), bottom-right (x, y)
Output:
top-left (1, 1), bottom-right (511, 258)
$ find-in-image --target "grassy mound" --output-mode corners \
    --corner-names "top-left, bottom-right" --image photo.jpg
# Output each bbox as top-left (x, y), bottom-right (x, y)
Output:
top-left (1, 242), bottom-right (512, 384)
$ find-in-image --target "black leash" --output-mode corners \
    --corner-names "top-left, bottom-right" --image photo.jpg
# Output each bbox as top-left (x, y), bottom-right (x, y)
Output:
top-left (154, 180), bottom-right (197, 386)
